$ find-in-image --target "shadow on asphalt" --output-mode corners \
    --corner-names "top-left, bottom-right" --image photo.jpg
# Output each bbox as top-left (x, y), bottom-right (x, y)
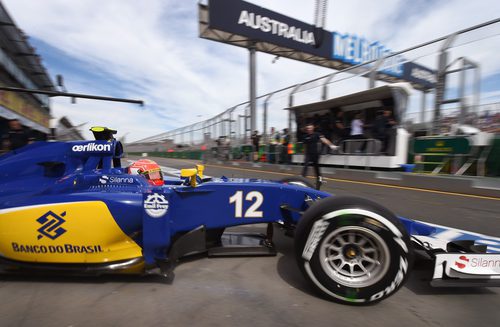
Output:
top-left (1, 228), bottom-right (497, 300)
top-left (272, 228), bottom-right (497, 301)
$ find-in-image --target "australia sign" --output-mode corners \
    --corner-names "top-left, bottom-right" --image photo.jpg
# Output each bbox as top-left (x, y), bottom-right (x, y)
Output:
top-left (205, 0), bottom-right (435, 89)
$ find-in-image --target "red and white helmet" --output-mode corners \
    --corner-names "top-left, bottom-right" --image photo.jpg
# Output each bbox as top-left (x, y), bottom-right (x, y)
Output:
top-left (128, 159), bottom-right (164, 186)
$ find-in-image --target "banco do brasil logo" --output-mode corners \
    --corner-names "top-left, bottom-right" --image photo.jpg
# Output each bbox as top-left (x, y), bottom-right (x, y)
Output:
top-left (37, 211), bottom-right (67, 240)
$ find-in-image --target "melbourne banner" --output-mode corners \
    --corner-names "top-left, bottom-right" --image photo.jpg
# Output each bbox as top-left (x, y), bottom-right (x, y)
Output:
top-left (208, 0), bottom-right (435, 89)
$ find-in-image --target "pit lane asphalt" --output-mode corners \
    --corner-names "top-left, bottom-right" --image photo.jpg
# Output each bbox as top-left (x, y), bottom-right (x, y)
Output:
top-left (0, 157), bottom-right (498, 327)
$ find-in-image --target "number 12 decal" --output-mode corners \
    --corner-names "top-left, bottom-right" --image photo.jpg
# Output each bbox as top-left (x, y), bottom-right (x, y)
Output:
top-left (229, 191), bottom-right (264, 218)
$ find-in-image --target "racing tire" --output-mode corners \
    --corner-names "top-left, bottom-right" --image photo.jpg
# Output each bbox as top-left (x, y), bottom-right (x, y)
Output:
top-left (281, 176), bottom-right (315, 189)
top-left (294, 196), bottom-right (413, 305)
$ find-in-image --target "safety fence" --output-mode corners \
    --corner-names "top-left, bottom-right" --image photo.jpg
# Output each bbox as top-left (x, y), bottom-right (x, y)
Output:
top-left (128, 19), bottom-right (500, 150)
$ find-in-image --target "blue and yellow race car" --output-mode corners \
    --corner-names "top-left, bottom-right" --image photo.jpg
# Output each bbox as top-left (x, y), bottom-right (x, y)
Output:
top-left (0, 127), bottom-right (498, 305)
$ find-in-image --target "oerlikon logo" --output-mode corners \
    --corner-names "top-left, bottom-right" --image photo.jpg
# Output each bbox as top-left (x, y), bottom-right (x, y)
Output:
top-left (72, 143), bottom-right (111, 152)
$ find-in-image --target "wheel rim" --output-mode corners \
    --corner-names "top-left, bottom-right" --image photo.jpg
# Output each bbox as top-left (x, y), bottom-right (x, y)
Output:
top-left (318, 226), bottom-right (390, 288)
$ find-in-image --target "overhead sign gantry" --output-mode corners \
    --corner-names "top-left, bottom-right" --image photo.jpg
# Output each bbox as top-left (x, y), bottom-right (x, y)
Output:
top-left (199, 0), bottom-right (436, 90)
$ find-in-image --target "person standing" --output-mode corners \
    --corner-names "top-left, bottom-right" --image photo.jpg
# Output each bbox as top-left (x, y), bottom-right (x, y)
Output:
top-left (280, 128), bottom-right (290, 164)
top-left (2, 119), bottom-right (29, 151)
top-left (269, 127), bottom-right (280, 163)
top-left (332, 111), bottom-right (346, 151)
top-left (301, 124), bottom-right (337, 189)
top-left (373, 110), bottom-right (395, 154)
top-left (251, 130), bottom-right (261, 162)
top-left (350, 113), bottom-right (365, 153)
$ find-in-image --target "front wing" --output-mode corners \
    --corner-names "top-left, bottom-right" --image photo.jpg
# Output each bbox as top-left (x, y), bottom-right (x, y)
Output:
top-left (405, 219), bottom-right (500, 287)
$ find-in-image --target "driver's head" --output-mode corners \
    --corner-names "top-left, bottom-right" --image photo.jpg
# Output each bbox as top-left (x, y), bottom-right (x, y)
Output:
top-left (128, 159), bottom-right (164, 186)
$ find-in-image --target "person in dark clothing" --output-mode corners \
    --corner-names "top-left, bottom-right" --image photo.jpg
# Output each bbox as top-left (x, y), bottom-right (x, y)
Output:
top-left (301, 124), bottom-right (337, 189)
top-left (251, 130), bottom-right (261, 161)
top-left (373, 110), bottom-right (395, 154)
top-left (280, 128), bottom-right (290, 164)
top-left (332, 111), bottom-right (346, 150)
top-left (2, 119), bottom-right (29, 151)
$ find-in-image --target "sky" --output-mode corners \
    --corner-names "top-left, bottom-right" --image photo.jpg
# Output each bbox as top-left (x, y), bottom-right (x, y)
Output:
top-left (3, 0), bottom-right (500, 142)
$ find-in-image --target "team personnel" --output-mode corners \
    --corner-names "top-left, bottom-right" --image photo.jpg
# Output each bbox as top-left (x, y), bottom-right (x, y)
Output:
top-left (350, 113), bottom-right (366, 152)
top-left (1, 119), bottom-right (29, 152)
top-left (301, 123), bottom-right (337, 189)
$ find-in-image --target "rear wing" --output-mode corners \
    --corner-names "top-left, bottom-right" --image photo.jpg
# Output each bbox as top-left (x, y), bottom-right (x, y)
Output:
top-left (0, 139), bottom-right (125, 184)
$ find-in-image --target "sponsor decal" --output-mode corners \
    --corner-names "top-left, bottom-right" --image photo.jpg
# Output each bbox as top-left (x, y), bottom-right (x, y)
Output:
top-left (144, 193), bottom-right (169, 218)
top-left (71, 143), bottom-right (111, 152)
top-left (454, 255), bottom-right (500, 270)
top-left (302, 220), bottom-right (329, 260)
top-left (26, 210), bottom-right (103, 255)
top-left (99, 175), bottom-right (135, 185)
top-left (237, 10), bottom-right (315, 45)
top-left (454, 255), bottom-right (469, 269)
top-left (370, 257), bottom-right (408, 301)
top-left (37, 211), bottom-right (67, 240)
top-left (332, 32), bottom-right (404, 76)
top-left (12, 242), bottom-right (103, 254)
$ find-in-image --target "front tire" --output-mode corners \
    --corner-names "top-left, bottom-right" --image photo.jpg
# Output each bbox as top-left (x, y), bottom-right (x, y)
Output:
top-left (295, 196), bottom-right (413, 305)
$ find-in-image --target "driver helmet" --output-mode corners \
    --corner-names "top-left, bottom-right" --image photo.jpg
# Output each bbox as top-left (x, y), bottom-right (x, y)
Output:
top-left (128, 159), bottom-right (164, 186)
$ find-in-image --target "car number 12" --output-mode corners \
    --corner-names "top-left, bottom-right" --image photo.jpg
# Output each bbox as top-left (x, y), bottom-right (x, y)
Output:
top-left (229, 191), bottom-right (264, 218)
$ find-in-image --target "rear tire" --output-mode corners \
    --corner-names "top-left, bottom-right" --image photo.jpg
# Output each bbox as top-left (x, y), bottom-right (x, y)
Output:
top-left (295, 196), bottom-right (413, 305)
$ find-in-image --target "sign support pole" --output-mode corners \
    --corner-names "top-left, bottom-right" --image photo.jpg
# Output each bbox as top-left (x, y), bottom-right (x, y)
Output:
top-left (249, 43), bottom-right (257, 139)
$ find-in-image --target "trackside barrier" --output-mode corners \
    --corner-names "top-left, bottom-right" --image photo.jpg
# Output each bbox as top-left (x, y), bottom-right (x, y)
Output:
top-left (412, 136), bottom-right (472, 175)
top-left (339, 139), bottom-right (382, 170)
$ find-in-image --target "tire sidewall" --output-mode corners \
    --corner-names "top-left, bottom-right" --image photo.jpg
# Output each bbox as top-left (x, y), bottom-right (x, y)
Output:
top-left (295, 196), bottom-right (413, 304)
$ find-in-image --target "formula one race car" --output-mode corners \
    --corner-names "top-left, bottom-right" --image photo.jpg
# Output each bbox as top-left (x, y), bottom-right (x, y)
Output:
top-left (0, 127), bottom-right (498, 305)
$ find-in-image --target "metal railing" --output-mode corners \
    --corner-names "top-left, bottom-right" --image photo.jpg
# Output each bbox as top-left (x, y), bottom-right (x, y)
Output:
top-left (127, 20), bottom-right (500, 148)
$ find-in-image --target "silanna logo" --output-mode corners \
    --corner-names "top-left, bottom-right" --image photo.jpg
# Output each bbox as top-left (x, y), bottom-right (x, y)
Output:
top-left (454, 255), bottom-right (500, 270)
top-left (72, 143), bottom-right (111, 152)
top-left (36, 211), bottom-right (67, 240)
top-left (454, 255), bottom-right (469, 269)
top-left (99, 175), bottom-right (135, 185)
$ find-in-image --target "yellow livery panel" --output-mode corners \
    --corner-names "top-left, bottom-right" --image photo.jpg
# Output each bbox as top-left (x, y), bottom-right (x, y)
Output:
top-left (0, 201), bottom-right (142, 263)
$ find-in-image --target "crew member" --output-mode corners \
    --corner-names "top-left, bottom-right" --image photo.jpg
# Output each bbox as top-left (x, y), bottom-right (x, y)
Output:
top-left (1, 119), bottom-right (29, 151)
top-left (350, 113), bottom-right (366, 153)
top-left (251, 130), bottom-right (260, 162)
top-left (373, 110), bottom-right (396, 154)
top-left (301, 123), bottom-right (337, 189)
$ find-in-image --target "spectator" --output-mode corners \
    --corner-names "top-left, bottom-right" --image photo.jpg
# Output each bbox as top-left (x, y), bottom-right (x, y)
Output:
top-left (1, 119), bottom-right (29, 152)
top-left (269, 127), bottom-right (280, 145)
top-left (301, 123), bottom-right (338, 189)
top-left (280, 128), bottom-right (290, 164)
top-left (251, 130), bottom-right (261, 162)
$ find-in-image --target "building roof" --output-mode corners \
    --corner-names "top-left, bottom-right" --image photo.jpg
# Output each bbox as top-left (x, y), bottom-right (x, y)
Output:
top-left (0, 3), bottom-right (55, 91)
